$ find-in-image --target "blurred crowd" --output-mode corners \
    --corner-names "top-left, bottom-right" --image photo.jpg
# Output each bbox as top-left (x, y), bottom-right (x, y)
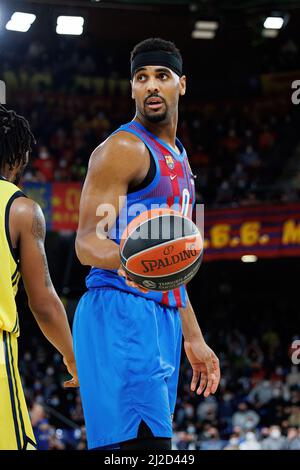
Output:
top-left (20, 339), bottom-right (86, 450)
top-left (0, 37), bottom-right (299, 207)
top-left (1, 35), bottom-right (299, 93)
top-left (6, 92), bottom-right (300, 208)
top-left (173, 329), bottom-right (300, 450)
top-left (20, 325), bottom-right (300, 450)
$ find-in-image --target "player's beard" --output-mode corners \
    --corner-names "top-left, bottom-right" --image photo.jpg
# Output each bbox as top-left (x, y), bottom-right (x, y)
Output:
top-left (142, 99), bottom-right (168, 123)
top-left (145, 110), bottom-right (168, 123)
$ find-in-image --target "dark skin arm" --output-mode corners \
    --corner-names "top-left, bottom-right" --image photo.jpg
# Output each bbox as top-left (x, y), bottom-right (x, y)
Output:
top-left (75, 131), bottom-right (150, 270)
top-left (10, 197), bottom-right (78, 387)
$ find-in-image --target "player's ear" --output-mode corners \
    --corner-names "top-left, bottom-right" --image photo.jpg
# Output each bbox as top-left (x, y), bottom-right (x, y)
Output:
top-left (179, 75), bottom-right (186, 96)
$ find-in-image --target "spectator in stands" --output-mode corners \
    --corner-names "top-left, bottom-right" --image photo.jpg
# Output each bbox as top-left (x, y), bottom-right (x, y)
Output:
top-left (223, 433), bottom-right (240, 450)
top-left (30, 403), bottom-right (51, 450)
top-left (198, 426), bottom-right (225, 450)
top-left (34, 145), bottom-right (55, 182)
top-left (283, 427), bottom-right (300, 450)
top-left (232, 402), bottom-right (260, 431)
top-left (247, 380), bottom-right (274, 407)
top-left (286, 366), bottom-right (300, 388)
top-left (239, 431), bottom-right (261, 450)
top-left (261, 425), bottom-right (286, 450)
top-left (76, 426), bottom-right (87, 450)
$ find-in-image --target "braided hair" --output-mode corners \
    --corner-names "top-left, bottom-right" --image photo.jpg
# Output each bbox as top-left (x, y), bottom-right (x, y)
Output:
top-left (0, 104), bottom-right (35, 173)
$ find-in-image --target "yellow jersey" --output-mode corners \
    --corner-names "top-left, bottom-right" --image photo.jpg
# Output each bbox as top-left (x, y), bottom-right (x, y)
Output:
top-left (0, 176), bottom-right (24, 336)
top-left (0, 177), bottom-right (37, 450)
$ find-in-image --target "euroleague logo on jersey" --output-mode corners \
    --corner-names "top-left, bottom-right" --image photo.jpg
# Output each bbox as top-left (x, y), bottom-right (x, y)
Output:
top-left (141, 248), bottom-right (198, 273)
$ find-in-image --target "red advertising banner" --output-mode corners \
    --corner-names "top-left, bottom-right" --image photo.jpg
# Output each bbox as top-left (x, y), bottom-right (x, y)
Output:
top-left (204, 203), bottom-right (300, 261)
top-left (28, 180), bottom-right (300, 261)
top-left (52, 183), bottom-right (81, 231)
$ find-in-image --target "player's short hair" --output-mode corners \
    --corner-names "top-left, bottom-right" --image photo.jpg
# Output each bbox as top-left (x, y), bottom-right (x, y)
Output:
top-left (0, 104), bottom-right (35, 171)
top-left (130, 38), bottom-right (182, 65)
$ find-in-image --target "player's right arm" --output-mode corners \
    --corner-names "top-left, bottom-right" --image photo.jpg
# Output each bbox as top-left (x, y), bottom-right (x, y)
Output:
top-left (75, 132), bottom-right (149, 270)
top-left (10, 197), bottom-right (78, 387)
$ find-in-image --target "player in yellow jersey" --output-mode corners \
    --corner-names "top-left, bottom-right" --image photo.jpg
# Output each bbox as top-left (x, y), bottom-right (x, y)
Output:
top-left (0, 104), bottom-right (78, 450)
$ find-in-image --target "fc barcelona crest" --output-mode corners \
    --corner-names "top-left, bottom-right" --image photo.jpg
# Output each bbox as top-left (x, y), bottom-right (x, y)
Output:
top-left (164, 154), bottom-right (175, 170)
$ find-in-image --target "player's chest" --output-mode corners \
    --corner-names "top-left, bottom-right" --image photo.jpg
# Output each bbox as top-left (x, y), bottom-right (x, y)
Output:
top-left (157, 153), bottom-right (195, 198)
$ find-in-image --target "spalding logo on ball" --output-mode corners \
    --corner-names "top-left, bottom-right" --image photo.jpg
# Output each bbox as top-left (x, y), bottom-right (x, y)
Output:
top-left (120, 208), bottom-right (203, 291)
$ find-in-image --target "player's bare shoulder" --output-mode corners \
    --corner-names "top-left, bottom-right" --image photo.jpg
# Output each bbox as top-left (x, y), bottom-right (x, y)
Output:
top-left (9, 197), bottom-right (46, 245)
top-left (88, 129), bottom-right (149, 176)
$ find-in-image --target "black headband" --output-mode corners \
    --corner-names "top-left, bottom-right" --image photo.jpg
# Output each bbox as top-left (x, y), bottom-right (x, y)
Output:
top-left (131, 50), bottom-right (183, 78)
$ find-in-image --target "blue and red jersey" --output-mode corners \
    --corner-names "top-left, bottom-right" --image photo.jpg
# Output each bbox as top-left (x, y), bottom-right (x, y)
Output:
top-left (86, 120), bottom-right (195, 308)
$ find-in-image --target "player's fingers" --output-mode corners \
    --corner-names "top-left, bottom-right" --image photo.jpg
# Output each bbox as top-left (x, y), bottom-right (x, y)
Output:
top-left (191, 369), bottom-right (200, 392)
top-left (126, 279), bottom-right (149, 293)
top-left (211, 356), bottom-right (221, 394)
top-left (117, 268), bottom-right (126, 278)
top-left (63, 378), bottom-right (79, 388)
top-left (118, 268), bottom-right (149, 293)
top-left (203, 356), bottom-right (216, 397)
top-left (136, 285), bottom-right (149, 293)
top-left (197, 371), bottom-right (207, 395)
top-left (204, 374), bottom-right (214, 397)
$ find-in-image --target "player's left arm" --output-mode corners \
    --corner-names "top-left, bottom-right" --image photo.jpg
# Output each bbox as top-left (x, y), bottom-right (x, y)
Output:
top-left (179, 291), bottom-right (220, 397)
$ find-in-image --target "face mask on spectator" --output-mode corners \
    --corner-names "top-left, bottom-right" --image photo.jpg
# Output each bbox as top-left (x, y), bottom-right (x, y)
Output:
top-left (185, 405), bottom-right (194, 418)
top-left (24, 352), bottom-right (32, 361)
top-left (229, 437), bottom-right (239, 446)
top-left (187, 425), bottom-right (196, 434)
top-left (46, 367), bottom-right (54, 376)
top-left (270, 429), bottom-right (281, 438)
top-left (39, 149), bottom-right (49, 160)
top-left (223, 393), bottom-right (233, 402)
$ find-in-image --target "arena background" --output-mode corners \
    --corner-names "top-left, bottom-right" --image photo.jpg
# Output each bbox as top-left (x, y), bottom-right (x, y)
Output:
top-left (1, 0), bottom-right (300, 450)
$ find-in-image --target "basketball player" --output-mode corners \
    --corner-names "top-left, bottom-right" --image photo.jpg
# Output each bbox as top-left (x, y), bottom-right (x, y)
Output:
top-left (0, 105), bottom-right (78, 450)
top-left (75, 38), bottom-right (220, 450)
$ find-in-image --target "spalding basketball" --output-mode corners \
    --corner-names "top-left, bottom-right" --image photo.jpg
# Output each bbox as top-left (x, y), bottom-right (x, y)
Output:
top-left (120, 208), bottom-right (203, 291)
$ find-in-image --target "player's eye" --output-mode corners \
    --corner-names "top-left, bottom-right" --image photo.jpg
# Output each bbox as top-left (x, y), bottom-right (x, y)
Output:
top-left (159, 73), bottom-right (168, 80)
top-left (137, 74), bottom-right (146, 81)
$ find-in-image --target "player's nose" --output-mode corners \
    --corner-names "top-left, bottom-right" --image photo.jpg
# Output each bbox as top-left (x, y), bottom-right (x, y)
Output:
top-left (146, 77), bottom-right (160, 93)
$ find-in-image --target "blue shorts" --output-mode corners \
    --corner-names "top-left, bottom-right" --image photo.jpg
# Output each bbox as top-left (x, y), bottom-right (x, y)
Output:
top-left (73, 287), bottom-right (182, 449)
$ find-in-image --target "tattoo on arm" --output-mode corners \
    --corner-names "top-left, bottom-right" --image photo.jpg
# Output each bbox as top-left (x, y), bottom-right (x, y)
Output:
top-left (31, 203), bottom-right (52, 288)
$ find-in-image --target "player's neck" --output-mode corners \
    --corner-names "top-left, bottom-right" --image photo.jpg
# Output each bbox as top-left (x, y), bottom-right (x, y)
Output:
top-left (135, 114), bottom-right (178, 151)
top-left (1, 165), bottom-right (15, 182)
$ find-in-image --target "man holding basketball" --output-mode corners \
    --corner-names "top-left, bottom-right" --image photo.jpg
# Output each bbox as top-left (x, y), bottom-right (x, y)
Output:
top-left (75, 38), bottom-right (220, 450)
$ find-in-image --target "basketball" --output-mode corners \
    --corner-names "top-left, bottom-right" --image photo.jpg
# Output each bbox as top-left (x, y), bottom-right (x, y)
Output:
top-left (120, 208), bottom-right (203, 291)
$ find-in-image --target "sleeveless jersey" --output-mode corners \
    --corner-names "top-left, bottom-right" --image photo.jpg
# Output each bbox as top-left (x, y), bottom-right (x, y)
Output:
top-left (0, 177), bottom-right (23, 335)
top-left (86, 120), bottom-right (196, 308)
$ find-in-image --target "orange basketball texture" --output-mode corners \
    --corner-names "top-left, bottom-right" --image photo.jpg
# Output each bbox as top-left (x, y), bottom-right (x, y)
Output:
top-left (120, 208), bottom-right (203, 291)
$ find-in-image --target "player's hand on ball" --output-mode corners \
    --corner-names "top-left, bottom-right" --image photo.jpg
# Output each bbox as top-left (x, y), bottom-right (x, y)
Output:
top-left (184, 340), bottom-right (220, 397)
top-left (63, 356), bottom-right (79, 388)
top-left (118, 267), bottom-right (149, 293)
